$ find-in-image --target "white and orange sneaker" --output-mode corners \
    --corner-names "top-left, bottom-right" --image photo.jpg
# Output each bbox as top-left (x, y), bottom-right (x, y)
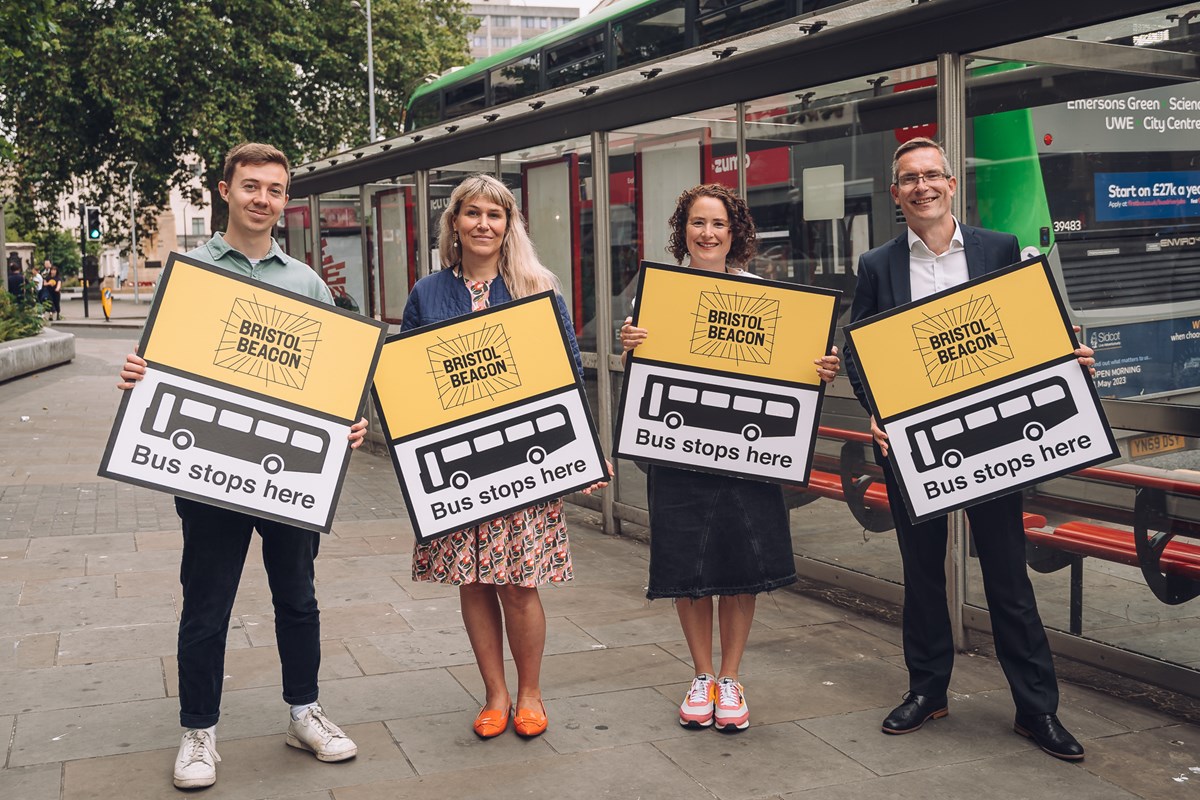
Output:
top-left (679, 673), bottom-right (716, 728)
top-left (714, 677), bottom-right (749, 732)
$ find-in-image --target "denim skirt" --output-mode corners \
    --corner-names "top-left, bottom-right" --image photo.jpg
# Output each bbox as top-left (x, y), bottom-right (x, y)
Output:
top-left (646, 465), bottom-right (796, 599)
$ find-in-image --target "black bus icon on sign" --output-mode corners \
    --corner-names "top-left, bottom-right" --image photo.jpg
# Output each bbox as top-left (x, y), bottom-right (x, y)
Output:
top-left (907, 376), bottom-right (1077, 472)
top-left (417, 404), bottom-right (575, 493)
top-left (638, 375), bottom-right (799, 441)
top-left (140, 383), bottom-right (329, 474)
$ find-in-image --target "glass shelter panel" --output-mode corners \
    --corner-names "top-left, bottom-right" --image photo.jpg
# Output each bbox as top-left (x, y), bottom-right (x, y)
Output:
top-left (607, 107), bottom-right (741, 512)
top-left (281, 200), bottom-right (314, 268)
top-left (366, 176), bottom-right (417, 324)
top-left (964, 12), bottom-right (1200, 669)
top-left (500, 136), bottom-right (594, 350)
top-left (318, 189), bottom-right (368, 314)
top-left (738, 66), bottom-right (940, 584)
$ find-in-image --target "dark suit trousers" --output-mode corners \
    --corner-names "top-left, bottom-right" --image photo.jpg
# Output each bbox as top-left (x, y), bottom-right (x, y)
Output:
top-left (175, 497), bottom-right (322, 728)
top-left (877, 451), bottom-right (1059, 714)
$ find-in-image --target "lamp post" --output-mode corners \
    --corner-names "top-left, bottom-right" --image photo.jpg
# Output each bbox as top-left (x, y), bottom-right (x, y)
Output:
top-left (119, 161), bottom-right (139, 303)
top-left (351, 0), bottom-right (378, 142)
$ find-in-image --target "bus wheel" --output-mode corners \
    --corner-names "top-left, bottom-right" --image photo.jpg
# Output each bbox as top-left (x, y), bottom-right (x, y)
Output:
top-left (665, 412), bottom-right (683, 429)
top-left (262, 455), bottom-right (284, 475)
top-left (943, 450), bottom-right (963, 468)
top-left (451, 471), bottom-right (470, 490)
top-left (1024, 422), bottom-right (1045, 441)
top-left (171, 430), bottom-right (194, 450)
top-left (742, 424), bottom-right (761, 441)
top-left (528, 447), bottom-right (546, 464)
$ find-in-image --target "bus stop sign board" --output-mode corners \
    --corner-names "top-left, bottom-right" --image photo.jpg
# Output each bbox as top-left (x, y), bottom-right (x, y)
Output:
top-left (613, 261), bottom-right (839, 486)
top-left (372, 292), bottom-right (606, 544)
top-left (99, 253), bottom-right (388, 533)
top-left (845, 255), bottom-right (1118, 524)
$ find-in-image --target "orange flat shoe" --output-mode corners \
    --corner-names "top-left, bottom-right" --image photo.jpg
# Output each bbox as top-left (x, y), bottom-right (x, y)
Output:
top-left (473, 707), bottom-right (510, 739)
top-left (513, 701), bottom-right (548, 738)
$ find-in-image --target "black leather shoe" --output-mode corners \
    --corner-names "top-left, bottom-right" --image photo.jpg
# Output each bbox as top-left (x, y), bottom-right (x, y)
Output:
top-left (881, 693), bottom-right (948, 734)
top-left (1014, 713), bottom-right (1084, 761)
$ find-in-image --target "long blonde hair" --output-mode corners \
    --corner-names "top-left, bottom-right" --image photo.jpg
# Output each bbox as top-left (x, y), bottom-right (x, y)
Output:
top-left (438, 174), bottom-right (560, 299)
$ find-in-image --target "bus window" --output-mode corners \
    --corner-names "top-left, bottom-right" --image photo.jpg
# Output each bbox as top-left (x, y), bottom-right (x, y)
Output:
top-left (537, 410), bottom-right (567, 431)
top-left (668, 385), bottom-right (698, 403)
top-left (613, 0), bottom-right (686, 70)
top-left (219, 409), bottom-right (253, 433)
top-left (475, 430), bottom-right (505, 451)
top-left (1033, 384), bottom-right (1067, 406)
top-left (695, 0), bottom-right (789, 44)
top-left (444, 77), bottom-right (486, 120)
top-left (701, 390), bottom-right (730, 408)
top-left (406, 92), bottom-right (440, 131)
top-left (999, 396), bottom-right (1033, 417)
top-left (181, 398), bottom-right (216, 423)
top-left (965, 407), bottom-right (998, 429)
top-left (932, 418), bottom-right (964, 440)
top-left (444, 441), bottom-right (473, 462)
top-left (491, 55), bottom-right (541, 105)
top-left (506, 420), bottom-right (536, 440)
top-left (291, 430), bottom-right (324, 453)
top-left (765, 400), bottom-right (794, 418)
top-left (256, 420), bottom-right (289, 443)
top-left (733, 395), bottom-right (762, 414)
top-left (545, 30), bottom-right (606, 89)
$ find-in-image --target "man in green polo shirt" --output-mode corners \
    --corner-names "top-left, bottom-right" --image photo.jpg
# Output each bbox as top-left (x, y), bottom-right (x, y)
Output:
top-left (118, 143), bottom-right (367, 789)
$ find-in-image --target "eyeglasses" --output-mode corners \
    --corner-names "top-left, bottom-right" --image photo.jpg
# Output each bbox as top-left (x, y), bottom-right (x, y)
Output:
top-left (896, 171), bottom-right (950, 187)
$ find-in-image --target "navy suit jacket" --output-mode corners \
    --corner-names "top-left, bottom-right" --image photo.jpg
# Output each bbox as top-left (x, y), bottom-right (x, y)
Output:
top-left (844, 224), bottom-right (1021, 413)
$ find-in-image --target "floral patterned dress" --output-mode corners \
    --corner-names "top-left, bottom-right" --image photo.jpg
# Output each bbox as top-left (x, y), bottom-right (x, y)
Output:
top-left (411, 274), bottom-right (573, 588)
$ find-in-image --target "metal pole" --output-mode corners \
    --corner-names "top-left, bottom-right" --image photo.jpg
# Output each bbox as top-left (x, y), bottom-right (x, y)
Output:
top-left (129, 163), bottom-right (139, 304)
top-left (936, 50), bottom-right (968, 652)
top-left (366, 0), bottom-right (377, 142)
top-left (591, 130), bottom-right (615, 535)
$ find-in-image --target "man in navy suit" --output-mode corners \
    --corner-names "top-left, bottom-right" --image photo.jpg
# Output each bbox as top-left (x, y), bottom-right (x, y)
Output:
top-left (845, 137), bottom-right (1090, 761)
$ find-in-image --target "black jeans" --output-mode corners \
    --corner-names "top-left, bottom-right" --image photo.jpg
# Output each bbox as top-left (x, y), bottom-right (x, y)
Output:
top-left (176, 497), bottom-right (322, 728)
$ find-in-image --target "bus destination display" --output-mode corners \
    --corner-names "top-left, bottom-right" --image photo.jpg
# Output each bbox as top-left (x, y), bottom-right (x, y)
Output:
top-left (845, 256), bottom-right (1118, 523)
top-left (613, 261), bottom-right (839, 485)
top-left (372, 292), bottom-right (606, 543)
top-left (99, 253), bottom-right (388, 532)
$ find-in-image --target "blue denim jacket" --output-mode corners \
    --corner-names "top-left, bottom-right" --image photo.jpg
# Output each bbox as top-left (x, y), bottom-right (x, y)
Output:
top-left (401, 267), bottom-right (584, 380)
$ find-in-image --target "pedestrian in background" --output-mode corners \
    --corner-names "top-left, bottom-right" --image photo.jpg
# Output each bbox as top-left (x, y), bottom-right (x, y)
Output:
top-left (620, 184), bottom-right (839, 732)
top-left (401, 174), bottom-right (610, 741)
top-left (43, 262), bottom-right (62, 320)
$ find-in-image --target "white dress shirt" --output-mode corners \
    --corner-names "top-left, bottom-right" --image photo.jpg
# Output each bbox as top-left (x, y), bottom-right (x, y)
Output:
top-left (907, 219), bottom-right (968, 301)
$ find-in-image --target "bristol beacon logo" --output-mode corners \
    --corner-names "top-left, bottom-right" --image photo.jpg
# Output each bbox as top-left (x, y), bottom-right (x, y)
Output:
top-left (912, 295), bottom-right (1013, 386)
top-left (690, 289), bottom-right (780, 365)
top-left (427, 323), bottom-right (521, 409)
top-left (215, 298), bottom-right (322, 389)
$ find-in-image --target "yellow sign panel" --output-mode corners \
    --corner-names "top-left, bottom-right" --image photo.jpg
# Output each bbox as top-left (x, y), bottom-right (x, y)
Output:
top-left (142, 255), bottom-right (384, 422)
top-left (634, 262), bottom-right (837, 385)
top-left (374, 293), bottom-right (578, 439)
top-left (847, 258), bottom-right (1076, 420)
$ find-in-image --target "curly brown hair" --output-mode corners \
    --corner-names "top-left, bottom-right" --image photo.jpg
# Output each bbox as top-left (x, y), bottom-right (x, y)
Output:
top-left (667, 184), bottom-right (757, 268)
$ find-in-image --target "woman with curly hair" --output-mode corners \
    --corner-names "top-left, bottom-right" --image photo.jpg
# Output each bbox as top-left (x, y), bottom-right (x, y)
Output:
top-left (620, 184), bottom-right (839, 732)
top-left (401, 174), bottom-right (609, 741)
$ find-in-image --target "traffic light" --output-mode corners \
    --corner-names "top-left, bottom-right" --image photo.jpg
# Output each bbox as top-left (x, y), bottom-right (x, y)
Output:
top-left (86, 206), bottom-right (102, 241)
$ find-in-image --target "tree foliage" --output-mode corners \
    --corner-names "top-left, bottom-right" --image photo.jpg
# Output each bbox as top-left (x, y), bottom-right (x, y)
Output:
top-left (1, 0), bottom-right (472, 247)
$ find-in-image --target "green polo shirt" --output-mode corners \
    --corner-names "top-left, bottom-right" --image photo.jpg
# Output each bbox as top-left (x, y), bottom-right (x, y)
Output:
top-left (187, 233), bottom-right (332, 305)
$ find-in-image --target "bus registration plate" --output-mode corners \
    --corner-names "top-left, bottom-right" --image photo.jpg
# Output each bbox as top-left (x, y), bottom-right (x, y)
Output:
top-left (1128, 433), bottom-right (1186, 459)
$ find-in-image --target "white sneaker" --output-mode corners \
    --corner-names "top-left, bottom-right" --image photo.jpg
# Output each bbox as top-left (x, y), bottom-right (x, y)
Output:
top-left (714, 677), bottom-right (749, 732)
top-left (679, 673), bottom-right (716, 728)
top-left (173, 728), bottom-right (220, 789)
top-left (286, 706), bottom-right (358, 762)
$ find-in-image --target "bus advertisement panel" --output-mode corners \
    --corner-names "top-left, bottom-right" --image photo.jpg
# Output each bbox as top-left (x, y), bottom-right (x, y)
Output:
top-left (99, 253), bottom-right (388, 532)
top-left (372, 292), bottom-right (606, 543)
top-left (844, 256), bottom-right (1117, 523)
top-left (613, 261), bottom-right (839, 485)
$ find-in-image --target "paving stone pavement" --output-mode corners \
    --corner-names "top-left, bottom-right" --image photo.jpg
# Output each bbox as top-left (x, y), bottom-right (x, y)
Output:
top-left (1, 331), bottom-right (1199, 799)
